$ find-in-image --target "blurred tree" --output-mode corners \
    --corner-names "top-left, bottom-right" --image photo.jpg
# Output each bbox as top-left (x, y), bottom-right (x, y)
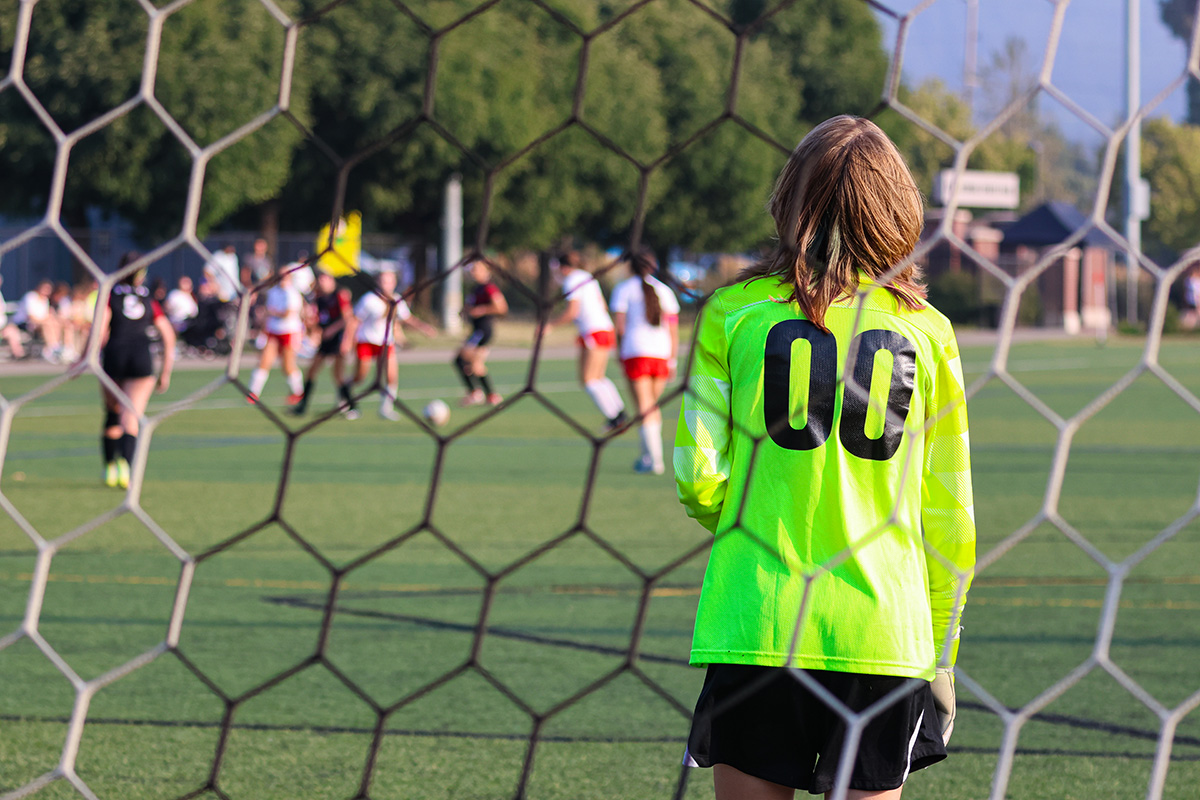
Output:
top-left (1139, 116), bottom-right (1200, 257)
top-left (276, 0), bottom-right (894, 255)
top-left (0, 0), bottom-right (304, 250)
top-left (1158, 0), bottom-right (1200, 124)
top-left (2, 0), bottom-right (901, 258)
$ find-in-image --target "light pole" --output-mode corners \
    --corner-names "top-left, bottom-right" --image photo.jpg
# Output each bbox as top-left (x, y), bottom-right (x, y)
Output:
top-left (441, 174), bottom-right (463, 335)
top-left (1125, 0), bottom-right (1142, 325)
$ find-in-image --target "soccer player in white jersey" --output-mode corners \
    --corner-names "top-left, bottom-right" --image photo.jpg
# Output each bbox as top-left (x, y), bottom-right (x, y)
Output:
top-left (341, 270), bottom-right (436, 421)
top-left (247, 269), bottom-right (306, 405)
top-left (610, 249), bottom-right (679, 474)
top-left (546, 250), bottom-right (626, 429)
top-left (675, 116), bottom-right (975, 800)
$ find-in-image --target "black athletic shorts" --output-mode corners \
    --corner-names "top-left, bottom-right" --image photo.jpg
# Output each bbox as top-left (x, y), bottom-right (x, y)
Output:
top-left (102, 343), bottom-right (154, 380)
top-left (464, 325), bottom-right (493, 348)
top-left (685, 664), bottom-right (946, 794)
top-left (318, 330), bottom-right (343, 356)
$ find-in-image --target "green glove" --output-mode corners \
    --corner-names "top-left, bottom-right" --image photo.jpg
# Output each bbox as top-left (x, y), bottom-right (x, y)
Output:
top-left (931, 668), bottom-right (955, 745)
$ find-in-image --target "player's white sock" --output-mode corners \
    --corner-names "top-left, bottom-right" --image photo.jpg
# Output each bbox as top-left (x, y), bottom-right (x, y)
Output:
top-left (641, 420), bottom-right (663, 471)
top-left (585, 380), bottom-right (621, 419)
top-left (249, 368), bottom-right (268, 397)
top-left (600, 378), bottom-right (625, 416)
top-left (380, 381), bottom-right (398, 410)
top-left (286, 370), bottom-right (303, 395)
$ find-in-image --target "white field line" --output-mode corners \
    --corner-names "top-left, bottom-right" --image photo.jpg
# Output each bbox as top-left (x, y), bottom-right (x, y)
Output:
top-left (13, 381), bottom-right (586, 418)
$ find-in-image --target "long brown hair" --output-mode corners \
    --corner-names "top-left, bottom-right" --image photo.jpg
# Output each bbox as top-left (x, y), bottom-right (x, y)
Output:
top-left (631, 247), bottom-right (662, 327)
top-left (742, 115), bottom-right (925, 331)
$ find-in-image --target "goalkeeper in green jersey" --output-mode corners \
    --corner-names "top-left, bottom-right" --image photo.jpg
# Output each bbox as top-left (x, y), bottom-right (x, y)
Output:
top-left (675, 115), bottom-right (975, 800)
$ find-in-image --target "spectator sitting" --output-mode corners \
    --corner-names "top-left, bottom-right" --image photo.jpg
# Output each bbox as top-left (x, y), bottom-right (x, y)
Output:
top-left (51, 281), bottom-right (79, 362)
top-left (13, 279), bottom-right (64, 363)
top-left (67, 280), bottom-right (96, 356)
top-left (242, 238), bottom-right (272, 287)
top-left (0, 274), bottom-right (26, 360)
top-left (165, 276), bottom-right (199, 333)
top-left (204, 245), bottom-right (242, 303)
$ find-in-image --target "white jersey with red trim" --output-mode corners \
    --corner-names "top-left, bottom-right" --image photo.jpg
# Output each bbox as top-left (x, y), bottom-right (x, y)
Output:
top-left (561, 269), bottom-right (614, 336)
top-left (353, 292), bottom-right (411, 345)
top-left (610, 275), bottom-right (680, 360)
top-left (264, 285), bottom-right (304, 335)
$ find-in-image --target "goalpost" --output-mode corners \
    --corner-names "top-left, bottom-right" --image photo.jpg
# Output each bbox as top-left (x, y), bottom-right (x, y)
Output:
top-left (2, 1), bottom-right (1197, 799)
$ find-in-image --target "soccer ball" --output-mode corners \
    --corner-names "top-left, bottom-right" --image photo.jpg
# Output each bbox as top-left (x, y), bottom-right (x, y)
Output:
top-left (423, 399), bottom-right (451, 427)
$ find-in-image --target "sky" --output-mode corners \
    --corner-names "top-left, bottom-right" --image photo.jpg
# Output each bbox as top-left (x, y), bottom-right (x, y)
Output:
top-left (874, 0), bottom-right (1190, 144)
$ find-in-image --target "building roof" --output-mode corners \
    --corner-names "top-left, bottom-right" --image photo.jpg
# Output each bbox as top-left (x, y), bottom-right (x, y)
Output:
top-left (1001, 201), bottom-right (1118, 249)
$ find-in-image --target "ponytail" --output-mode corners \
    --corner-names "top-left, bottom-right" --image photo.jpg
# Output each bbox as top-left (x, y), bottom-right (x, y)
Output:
top-left (632, 248), bottom-right (663, 327)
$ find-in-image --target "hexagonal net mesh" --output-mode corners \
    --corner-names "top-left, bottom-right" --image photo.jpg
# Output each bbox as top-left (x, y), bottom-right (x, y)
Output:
top-left (2, 0), bottom-right (1199, 799)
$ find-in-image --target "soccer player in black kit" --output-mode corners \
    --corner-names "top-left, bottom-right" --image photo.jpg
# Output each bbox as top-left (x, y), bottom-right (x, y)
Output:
top-left (99, 253), bottom-right (176, 488)
top-left (454, 260), bottom-right (508, 406)
top-left (290, 270), bottom-right (354, 416)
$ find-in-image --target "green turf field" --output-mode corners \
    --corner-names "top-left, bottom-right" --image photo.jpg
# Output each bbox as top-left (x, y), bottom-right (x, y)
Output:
top-left (2, 336), bottom-right (1200, 799)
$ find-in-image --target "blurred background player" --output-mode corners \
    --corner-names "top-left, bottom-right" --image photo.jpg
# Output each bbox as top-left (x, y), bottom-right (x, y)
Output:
top-left (547, 250), bottom-right (626, 429)
top-left (454, 260), bottom-right (508, 406)
top-left (99, 252), bottom-right (175, 488)
top-left (247, 269), bottom-right (306, 405)
top-left (342, 269), bottom-right (436, 421)
top-left (611, 248), bottom-right (679, 474)
top-left (290, 270), bottom-right (354, 416)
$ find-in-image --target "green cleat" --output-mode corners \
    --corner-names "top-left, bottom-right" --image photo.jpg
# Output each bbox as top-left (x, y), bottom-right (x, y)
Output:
top-left (116, 458), bottom-right (130, 490)
top-left (104, 462), bottom-right (119, 488)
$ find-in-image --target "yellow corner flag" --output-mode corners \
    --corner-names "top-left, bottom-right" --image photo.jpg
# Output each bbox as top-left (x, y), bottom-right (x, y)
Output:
top-left (315, 211), bottom-right (362, 277)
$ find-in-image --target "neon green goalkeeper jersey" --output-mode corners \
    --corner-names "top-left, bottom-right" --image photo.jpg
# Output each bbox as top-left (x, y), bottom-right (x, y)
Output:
top-left (675, 275), bottom-right (975, 680)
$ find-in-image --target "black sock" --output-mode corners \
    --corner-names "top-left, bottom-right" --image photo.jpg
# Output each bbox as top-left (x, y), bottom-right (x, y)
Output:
top-left (478, 373), bottom-right (493, 395)
top-left (102, 436), bottom-right (119, 464)
top-left (454, 355), bottom-right (477, 392)
top-left (120, 433), bottom-right (136, 465)
top-left (295, 379), bottom-right (312, 411)
top-left (340, 382), bottom-right (356, 410)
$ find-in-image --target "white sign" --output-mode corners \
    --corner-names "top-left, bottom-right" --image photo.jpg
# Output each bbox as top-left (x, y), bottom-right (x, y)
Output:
top-left (1132, 177), bottom-right (1150, 221)
top-left (933, 169), bottom-right (1020, 209)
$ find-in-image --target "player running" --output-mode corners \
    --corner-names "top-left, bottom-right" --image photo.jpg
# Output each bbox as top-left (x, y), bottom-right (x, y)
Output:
top-left (289, 270), bottom-right (353, 416)
top-left (341, 270), bottom-right (436, 421)
top-left (610, 249), bottom-right (679, 474)
top-left (675, 116), bottom-right (976, 800)
top-left (247, 269), bottom-right (306, 406)
top-left (454, 260), bottom-right (508, 406)
top-left (546, 250), bottom-right (627, 430)
top-left (98, 253), bottom-right (176, 489)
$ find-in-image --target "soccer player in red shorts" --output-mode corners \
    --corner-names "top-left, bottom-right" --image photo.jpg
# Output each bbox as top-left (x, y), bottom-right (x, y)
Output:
top-left (341, 269), bottom-right (436, 421)
top-left (247, 269), bottom-right (306, 405)
top-left (610, 248), bottom-right (679, 474)
top-left (546, 250), bottom-right (626, 430)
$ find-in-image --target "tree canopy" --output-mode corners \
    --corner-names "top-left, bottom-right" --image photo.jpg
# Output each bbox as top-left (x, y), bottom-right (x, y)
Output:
top-left (0, 0), bottom-right (302, 242)
top-left (1139, 116), bottom-right (1200, 259)
top-left (1, 1), bottom-right (1082, 256)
